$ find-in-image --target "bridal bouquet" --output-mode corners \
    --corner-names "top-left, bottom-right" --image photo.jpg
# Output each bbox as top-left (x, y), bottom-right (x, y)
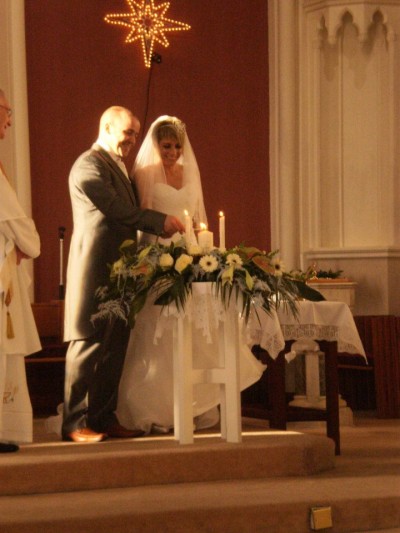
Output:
top-left (92, 239), bottom-right (324, 328)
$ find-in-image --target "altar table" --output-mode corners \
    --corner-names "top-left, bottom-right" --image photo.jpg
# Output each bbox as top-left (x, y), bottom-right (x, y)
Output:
top-left (246, 300), bottom-right (366, 455)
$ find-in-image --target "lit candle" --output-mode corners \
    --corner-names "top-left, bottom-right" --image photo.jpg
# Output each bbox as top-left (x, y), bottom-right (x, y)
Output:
top-left (184, 209), bottom-right (191, 245)
top-left (219, 211), bottom-right (226, 251)
top-left (198, 222), bottom-right (214, 253)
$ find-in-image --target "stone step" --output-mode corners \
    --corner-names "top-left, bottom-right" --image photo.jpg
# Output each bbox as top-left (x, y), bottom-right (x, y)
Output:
top-left (1, 474), bottom-right (399, 533)
top-left (1, 431), bottom-right (334, 496)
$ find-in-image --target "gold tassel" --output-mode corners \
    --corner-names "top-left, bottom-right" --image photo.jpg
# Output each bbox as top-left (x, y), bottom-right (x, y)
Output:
top-left (5, 288), bottom-right (12, 307)
top-left (5, 288), bottom-right (15, 338)
top-left (6, 311), bottom-right (15, 339)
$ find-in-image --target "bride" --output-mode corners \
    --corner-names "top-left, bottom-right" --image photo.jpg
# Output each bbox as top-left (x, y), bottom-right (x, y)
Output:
top-left (116, 115), bottom-right (266, 434)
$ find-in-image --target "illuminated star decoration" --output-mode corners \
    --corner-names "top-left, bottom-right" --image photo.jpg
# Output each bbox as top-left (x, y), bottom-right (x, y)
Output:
top-left (104, 0), bottom-right (190, 68)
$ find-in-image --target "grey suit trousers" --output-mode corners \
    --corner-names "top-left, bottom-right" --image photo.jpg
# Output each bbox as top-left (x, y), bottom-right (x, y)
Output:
top-left (62, 317), bottom-right (130, 437)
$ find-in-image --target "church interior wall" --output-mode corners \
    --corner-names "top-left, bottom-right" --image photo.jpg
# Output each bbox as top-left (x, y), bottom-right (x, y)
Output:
top-left (293, 0), bottom-right (400, 315)
top-left (22, 0), bottom-right (270, 303)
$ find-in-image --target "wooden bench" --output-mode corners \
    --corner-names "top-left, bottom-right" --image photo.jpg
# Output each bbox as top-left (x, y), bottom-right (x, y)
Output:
top-left (338, 315), bottom-right (400, 418)
top-left (26, 301), bottom-right (67, 416)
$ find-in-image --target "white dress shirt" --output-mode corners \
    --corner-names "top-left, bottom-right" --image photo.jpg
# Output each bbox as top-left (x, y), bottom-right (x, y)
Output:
top-left (95, 139), bottom-right (129, 179)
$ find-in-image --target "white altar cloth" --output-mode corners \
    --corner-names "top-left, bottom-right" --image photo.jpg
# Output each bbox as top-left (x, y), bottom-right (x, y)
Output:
top-left (276, 301), bottom-right (366, 358)
top-left (250, 301), bottom-right (366, 454)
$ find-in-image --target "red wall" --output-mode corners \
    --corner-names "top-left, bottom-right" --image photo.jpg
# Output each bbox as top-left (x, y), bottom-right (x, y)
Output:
top-left (25, 0), bottom-right (270, 303)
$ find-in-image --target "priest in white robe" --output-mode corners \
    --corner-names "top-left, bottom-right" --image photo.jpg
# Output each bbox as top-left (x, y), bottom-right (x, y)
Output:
top-left (0, 89), bottom-right (41, 450)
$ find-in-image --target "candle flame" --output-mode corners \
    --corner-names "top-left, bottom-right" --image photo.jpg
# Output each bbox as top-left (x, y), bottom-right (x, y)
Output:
top-left (184, 209), bottom-right (189, 216)
top-left (219, 211), bottom-right (224, 217)
top-left (200, 222), bottom-right (207, 230)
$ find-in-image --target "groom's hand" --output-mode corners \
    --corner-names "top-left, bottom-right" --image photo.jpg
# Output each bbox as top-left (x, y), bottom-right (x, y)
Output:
top-left (163, 215), bottom-right (185, 238)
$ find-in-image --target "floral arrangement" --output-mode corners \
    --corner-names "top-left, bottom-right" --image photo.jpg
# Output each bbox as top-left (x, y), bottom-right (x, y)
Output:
top-left (92, 239), bottom-right (324, 328)
top-left (290, 264), bottom-right (344, 282)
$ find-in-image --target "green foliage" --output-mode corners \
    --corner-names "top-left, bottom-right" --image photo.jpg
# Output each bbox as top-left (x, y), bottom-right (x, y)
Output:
top-left (92, 239), bottom-right (325, 328)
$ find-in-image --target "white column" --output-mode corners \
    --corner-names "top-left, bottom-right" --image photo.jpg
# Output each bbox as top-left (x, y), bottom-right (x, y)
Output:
top-left (0, 0), bottom-right (31, 214)
top-left (0, 0), bottom-right (35, 299)
top-left (269, 0), bottom-right (300, 271)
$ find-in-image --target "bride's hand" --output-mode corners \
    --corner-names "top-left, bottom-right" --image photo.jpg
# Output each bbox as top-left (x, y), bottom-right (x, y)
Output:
top-left (163, 215), bottom-right (185, 238)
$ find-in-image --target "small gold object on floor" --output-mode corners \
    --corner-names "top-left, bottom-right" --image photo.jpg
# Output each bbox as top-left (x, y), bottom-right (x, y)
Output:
top-left (310, 506), bottom-right (333, 530)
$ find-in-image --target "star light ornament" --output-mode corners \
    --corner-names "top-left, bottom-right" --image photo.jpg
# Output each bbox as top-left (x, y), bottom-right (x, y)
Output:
top-left (104, 0), bottom-right (190, 68)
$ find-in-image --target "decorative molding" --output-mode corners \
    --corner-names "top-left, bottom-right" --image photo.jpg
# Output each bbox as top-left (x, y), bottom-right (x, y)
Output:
top-left (304, 246), bottom-right (400, 259)
top-left (304, 0), bottom-right (398, 44)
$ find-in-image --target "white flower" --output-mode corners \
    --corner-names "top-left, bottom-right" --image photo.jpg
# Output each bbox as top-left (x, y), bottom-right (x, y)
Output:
top-left (226, 253), bottom-right (243, 268)
top-left (175, 254), bottom-right (193, 273)
top-left (159, 253), bottom-right (174, 269)
top-left (271, 257), bottom-right (285, 277)
top-left (187, 244), bottom-right (203, 256)
top-left (199, 254), bottom-right (219, 273)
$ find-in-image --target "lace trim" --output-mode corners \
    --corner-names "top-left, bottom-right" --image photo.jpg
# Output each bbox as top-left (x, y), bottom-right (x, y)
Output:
top-left (280, 323), bottom-right (363, 354)
top-left (154, 285), bottom-right (228, 344)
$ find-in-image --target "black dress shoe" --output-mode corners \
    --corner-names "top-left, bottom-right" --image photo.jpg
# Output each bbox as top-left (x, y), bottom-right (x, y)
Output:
top-left (0, 442), bottom-right (19, 453)
top-left (105, 422), bottom-right (145, 439)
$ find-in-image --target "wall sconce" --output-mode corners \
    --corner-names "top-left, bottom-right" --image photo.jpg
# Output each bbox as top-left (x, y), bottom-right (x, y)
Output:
top-left (104, 0), bottom-right (190, 68)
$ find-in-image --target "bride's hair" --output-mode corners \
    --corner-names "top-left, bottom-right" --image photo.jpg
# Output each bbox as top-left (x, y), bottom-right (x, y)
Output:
top-left (152, 118), bottom-right (186, 147)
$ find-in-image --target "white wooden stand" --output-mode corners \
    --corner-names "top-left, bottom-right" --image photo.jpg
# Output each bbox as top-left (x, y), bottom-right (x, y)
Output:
top-left (172, 285), bottom-right (242, 444)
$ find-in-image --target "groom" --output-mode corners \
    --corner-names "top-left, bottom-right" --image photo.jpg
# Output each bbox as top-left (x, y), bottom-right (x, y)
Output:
top-left (62, 106), bottom-right (184, 443)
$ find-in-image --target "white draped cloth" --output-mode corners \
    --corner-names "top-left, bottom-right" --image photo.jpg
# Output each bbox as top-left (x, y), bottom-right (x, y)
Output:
top-left (277, 300), bottom-right (366, 357)
top-left (246, 300), bottom-right (366, 361)
top-left (0, 167), bottom-right (41, 443)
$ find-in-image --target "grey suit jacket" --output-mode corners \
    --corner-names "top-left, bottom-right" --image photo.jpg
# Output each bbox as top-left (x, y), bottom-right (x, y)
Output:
top-left (64, 144), bottom-right (166, 341)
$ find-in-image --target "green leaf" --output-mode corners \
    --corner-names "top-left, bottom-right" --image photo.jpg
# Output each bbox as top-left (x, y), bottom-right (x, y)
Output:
top-left (245, 269), bottom-right (254, 290)
top-left (292, 280), bottom-right (325, 301)
top-left (221, 265), bottom-right (234, 285)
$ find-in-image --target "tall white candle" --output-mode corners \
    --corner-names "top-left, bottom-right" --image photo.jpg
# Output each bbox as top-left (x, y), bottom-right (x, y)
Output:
top-left (198, 222), bottom-right (214, 253)
top-left (184, 209), bottom-right (191, 245)
top-left (219, 211), bottom-right (226, 251)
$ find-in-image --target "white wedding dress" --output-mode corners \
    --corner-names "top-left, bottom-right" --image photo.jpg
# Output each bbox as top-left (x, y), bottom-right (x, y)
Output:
top-left (116, 183), bottom-right (266, 434)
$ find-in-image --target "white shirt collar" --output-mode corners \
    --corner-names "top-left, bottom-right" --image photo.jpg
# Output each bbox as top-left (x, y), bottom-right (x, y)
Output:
top-left (95, 138), bottom-right (129, 179)
top-left (96, 138), bottom-right (119, 159)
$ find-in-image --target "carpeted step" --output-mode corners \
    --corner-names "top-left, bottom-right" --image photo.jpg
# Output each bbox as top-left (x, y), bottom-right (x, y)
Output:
top-left (1, 431), bottom-right (334, 496)
top-left (0, 474), bottom-right (399, 533)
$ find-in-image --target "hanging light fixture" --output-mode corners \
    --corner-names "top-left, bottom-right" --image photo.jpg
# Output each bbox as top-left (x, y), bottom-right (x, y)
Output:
top-left (104, 0), bottom-right (191, 68)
